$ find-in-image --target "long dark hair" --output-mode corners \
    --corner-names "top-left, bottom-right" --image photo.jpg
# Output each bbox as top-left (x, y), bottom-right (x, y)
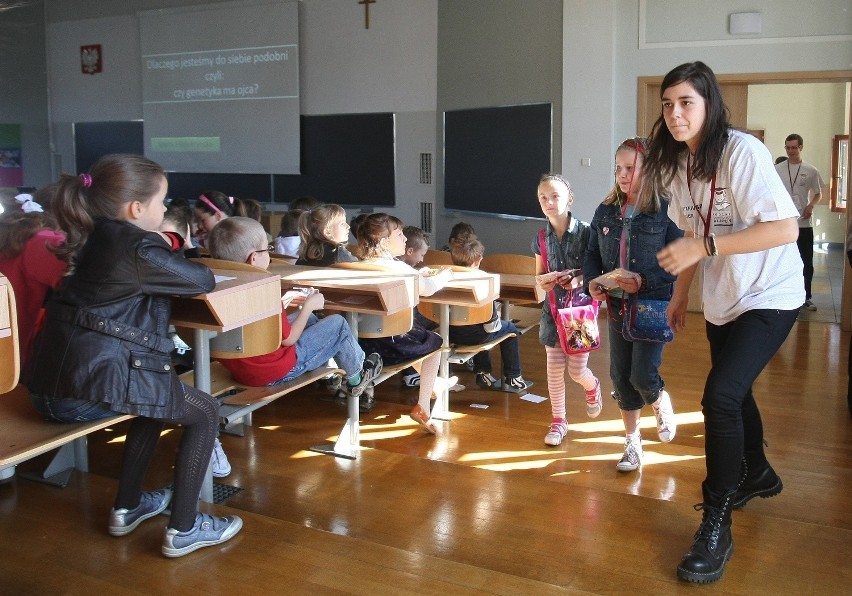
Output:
top-left (51, 154), bottom-right (164, 268)
top-left (644, 61), bottom-right (731, 188)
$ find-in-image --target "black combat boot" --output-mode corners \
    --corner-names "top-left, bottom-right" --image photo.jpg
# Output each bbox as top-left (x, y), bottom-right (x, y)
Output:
top-left (733, 459), bottom-right (782, 510)
top-left (677, 485), bottom-right (736, 584)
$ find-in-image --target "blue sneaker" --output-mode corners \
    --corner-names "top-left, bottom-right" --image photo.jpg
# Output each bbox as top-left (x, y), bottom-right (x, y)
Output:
top-left (162, 512), bottom-right (243, 558)
top-left (108, 488), bottom-right (172, 537)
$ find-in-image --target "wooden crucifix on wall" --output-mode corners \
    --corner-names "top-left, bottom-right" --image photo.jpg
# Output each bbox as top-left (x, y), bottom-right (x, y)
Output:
top-left (358, 0), bottom-right (375, 29)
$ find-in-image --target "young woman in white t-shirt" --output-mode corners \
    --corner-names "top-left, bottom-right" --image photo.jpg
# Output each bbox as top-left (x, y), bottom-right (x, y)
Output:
top-left (647, 61), bottom-right (803, 584)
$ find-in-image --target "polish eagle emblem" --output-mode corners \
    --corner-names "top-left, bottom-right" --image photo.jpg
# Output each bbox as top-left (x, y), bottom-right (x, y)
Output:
top-left (81, 45), bottom-right (102, 75)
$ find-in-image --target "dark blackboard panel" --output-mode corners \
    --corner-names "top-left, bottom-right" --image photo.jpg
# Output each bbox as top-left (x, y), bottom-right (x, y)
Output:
top-left (74, 121), bottom-right (144, 173)
top-left (165, 173), bottom-right (272, 202)
top-left (444, 103), bottom-right (551, 218)
top-left (273, 113), bottom-right (396, 207)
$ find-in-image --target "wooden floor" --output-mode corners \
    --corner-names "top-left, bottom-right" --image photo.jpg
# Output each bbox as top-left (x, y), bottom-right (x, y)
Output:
top-left (0, 311), bottom-right (849, 595)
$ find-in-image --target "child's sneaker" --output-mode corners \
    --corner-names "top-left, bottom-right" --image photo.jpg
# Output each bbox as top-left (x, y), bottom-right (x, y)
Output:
top-left (347, 353), bottom-right (383, 398)
top-left (652, 389), bottom-right (676, 442)
top-left (211, 437), bottom-right (231, 478)
top-left (585, 380), bottom-right (602, 418)
top-left (616, 434), bottom-right (643, 472)
top-left (503, 375), bottom-right (533, 394)
top-left (161, 512), bottom-right (243, 558)
top-left (475, 372), bottom-right (502, 390)
top-left (359, 383), bottom-right (376, 413)
top-left (544, 418), bottom-right (568, 446)
top-left (108, 488), bottom-right (172, 536)
top-left (401, 372), bottom-right (420, 388)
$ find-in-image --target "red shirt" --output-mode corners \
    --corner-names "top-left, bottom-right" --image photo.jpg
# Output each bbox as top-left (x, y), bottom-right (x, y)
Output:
top-left (0, 229), bottom-right (67, 368)
top-left (218, 311), bottom-right (296, 386)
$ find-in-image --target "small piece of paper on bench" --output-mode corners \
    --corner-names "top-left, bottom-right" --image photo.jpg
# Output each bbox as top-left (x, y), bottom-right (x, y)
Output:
top-left (520, 393), bottom-right (548, 403)
top-left (470, 403), bottom-right (488, 409)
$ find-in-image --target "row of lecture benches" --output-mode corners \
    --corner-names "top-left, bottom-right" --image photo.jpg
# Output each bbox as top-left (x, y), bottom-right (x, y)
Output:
top-left (0, 250), bottom-right (544, 502)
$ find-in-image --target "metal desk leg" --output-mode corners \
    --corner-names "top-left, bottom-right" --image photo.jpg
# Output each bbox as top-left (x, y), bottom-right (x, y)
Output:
top-left (310, 311), bottom-right (360, 459)
top-left (431, 303), bottom-right (452, 421)
top-left (500, 300), bottom-right (511, 322)
top-left (193, 328), bottom-right (215, 503)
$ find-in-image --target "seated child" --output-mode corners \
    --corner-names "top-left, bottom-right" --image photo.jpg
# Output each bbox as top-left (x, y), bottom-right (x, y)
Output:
top-left (274, 209), bottom-right (303, 257)
top-left (440, 221), bottom-right (476, 251)
top-left (275, 195), bottom-right (322, 256)
top-left (295, 204), bottom-right (358, 266)
top-left (207, 217), bottom-right (382, 412)
top-left (448, 236), bottom-right (533, 393)
top-left (356, 213), bottom-right (456, 434)
top-left (398, 225), bottom-right (436, 386)
top-left (400, 225), bottom-right (429, 267)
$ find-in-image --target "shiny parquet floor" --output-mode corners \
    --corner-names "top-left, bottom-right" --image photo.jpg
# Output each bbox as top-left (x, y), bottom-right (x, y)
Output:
top-left (1, 310), bottom-right (850, 595)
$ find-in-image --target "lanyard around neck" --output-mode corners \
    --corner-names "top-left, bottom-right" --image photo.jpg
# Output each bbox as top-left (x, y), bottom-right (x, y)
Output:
top-left (787, 162), bottom-right (802, 190)
top-left (686, 154), bottom-right (716, 237)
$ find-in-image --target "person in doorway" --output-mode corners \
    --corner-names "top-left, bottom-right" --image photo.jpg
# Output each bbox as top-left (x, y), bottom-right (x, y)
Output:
top-left (775, 134), bottom-right (826, 311)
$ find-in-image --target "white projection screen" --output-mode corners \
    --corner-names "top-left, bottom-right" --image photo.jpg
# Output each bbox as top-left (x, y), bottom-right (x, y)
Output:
top-left (139, 1), bottom-right (299, 174)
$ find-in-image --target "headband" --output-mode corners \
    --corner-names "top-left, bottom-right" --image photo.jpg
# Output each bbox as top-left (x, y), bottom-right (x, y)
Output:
top-left (15, 193), bottom-right (44, 213)
top-left (198, 193), bottom-right (234, 215)
top-left (80, 173), bottom-right (92, 187)
top-left (620, 137), bottom-right (646, 154)
top-left (198, 194), bottom-right (222, 215)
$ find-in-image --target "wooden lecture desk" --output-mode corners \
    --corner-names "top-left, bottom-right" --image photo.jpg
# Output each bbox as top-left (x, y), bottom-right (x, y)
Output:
top-left (171, 266), bottom-right (282, 501)
top-left (267, 262), bottom-right (418, 457)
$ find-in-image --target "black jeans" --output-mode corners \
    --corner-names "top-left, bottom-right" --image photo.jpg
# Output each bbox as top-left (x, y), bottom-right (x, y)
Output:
top-left (702, 308), bottom-right (799, 497)
top-left (796, 227), bottom-right (814, 300)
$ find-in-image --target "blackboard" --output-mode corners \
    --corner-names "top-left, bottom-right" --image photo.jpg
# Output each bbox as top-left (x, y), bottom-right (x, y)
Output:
top-left (74, 121), bottom-right (144, 173)
top-left (273, 113), bottom-right (396, 206)
top-left (444, 103), bottom-right (551, 218)
top-left (72, 113), bottom-right (397, 207)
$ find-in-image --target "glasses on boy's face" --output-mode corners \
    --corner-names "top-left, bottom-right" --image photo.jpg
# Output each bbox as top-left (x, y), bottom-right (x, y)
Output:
top-left (252, 244), bottom-right (275, 255)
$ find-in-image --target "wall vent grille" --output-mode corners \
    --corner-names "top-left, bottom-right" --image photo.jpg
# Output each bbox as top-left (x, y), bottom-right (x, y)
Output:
top-left (419, 152), bottom-right (433, 185)
top-left (419, 202), bottom-right (433, 234)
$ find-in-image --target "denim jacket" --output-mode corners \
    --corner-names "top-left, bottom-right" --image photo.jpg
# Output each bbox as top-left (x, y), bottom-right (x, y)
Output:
top-left (531, 215), bottom-right (591, 348)
top-left (583, 199), bottom-right (683, 301)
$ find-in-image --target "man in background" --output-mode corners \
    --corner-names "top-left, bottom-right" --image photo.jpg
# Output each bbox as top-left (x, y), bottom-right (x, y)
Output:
top-left (776, 134), bottom-right (825, 311)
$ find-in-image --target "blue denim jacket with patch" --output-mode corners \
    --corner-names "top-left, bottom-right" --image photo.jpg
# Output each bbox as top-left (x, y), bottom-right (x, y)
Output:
top-left (583, 199), bottom-right (683, 301)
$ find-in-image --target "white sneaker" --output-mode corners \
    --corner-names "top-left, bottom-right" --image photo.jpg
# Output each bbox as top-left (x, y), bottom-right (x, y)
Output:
top-left (544, 419), bottom-right (568, 446)
top-left (585, 380), bottom-right (602, 418)
top-left (616, 435), bottom-right (643, 472)
top-left (211, 437), bottom-right (231, 478)
top-left (652, 390), bottom-right (676, 443)
top-left (803, 299), bottom-right (817, 311)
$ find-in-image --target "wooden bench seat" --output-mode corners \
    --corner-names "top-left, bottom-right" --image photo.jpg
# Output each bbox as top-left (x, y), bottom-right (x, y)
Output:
top-left (0, 384), bottom-right (133, 485)
top-left (179, 361), bottom-right (344, 433)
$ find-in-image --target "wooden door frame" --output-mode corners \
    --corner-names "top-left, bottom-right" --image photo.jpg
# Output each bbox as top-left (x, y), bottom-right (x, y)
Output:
top-left (638, 70), bottom-right (852, 330)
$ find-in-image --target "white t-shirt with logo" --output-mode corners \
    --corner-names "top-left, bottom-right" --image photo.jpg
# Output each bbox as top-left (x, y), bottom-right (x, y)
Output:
top-left (667, 129), bottom-right (805, 325)
top-left (774, 159), bottom-right (824, 228)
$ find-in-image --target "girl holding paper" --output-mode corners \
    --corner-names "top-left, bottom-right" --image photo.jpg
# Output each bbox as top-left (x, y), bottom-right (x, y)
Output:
top-left (584, 137), bottom-right (683, 472)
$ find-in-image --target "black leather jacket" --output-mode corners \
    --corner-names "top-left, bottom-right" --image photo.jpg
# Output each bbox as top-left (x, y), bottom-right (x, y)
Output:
top-left (25, 218), bottom-right (215, 419)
